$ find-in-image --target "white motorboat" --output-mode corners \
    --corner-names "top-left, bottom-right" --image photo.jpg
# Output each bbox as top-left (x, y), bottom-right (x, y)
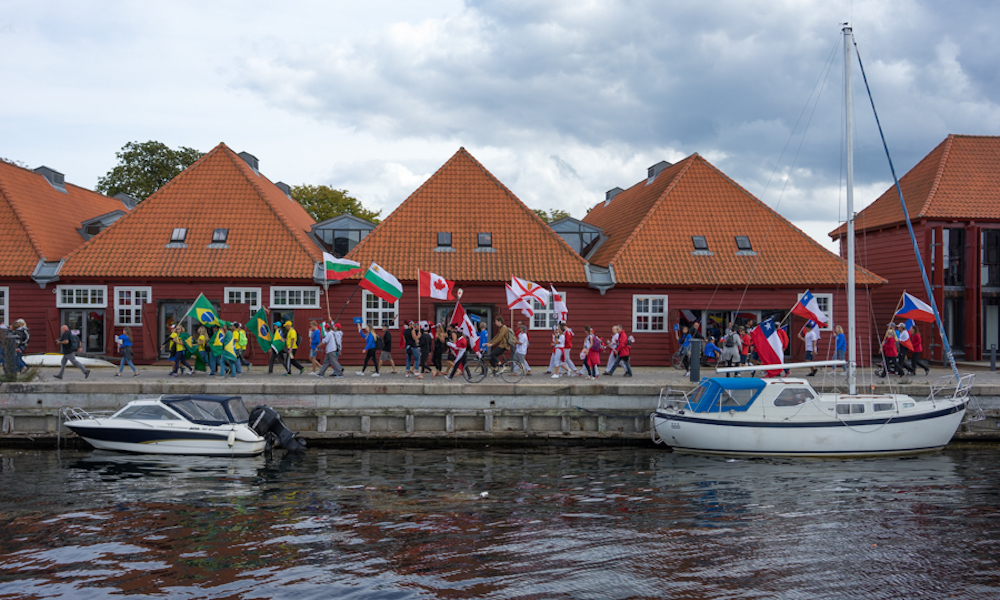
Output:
top-left (651, 26), bottom-right (978, 457)
top-left (64, 395), bottom-right (267, 457)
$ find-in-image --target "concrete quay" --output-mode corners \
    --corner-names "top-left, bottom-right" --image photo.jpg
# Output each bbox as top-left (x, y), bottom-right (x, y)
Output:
top-left (2, 366), bottom-right (999, 447)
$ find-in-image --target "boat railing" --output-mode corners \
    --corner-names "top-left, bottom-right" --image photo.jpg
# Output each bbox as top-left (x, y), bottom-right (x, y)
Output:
top-left (657, 387), bottom-right (690, 412)
top-left (57, 406), bottom-right (114, 450)
top-left (926, 373), bottom-right (983, 422)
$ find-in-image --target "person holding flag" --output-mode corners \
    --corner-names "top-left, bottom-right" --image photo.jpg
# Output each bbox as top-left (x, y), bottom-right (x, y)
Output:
top-left (910, 324), bottom-right (930, 375)
top-left (267, 319), bottom-right (287, 374)
top-left (186, 293), bottom-right (222, 328)
top-left (247, 308), bottom-right (273, 354)
top-left (895, 322), bottom-right (916, 376)
top-left (445, 325), bottom-right (468, 380)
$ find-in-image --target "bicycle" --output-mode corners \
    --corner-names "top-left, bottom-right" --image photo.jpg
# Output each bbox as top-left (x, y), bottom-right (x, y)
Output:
top-left (463, 351), bottom-right (524, 383)
top-left (671, 349), bottom-right (686, 370)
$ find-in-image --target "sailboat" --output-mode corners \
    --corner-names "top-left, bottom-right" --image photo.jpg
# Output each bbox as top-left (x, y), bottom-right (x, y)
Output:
top-left (650, 26), bottom-right (976, 457)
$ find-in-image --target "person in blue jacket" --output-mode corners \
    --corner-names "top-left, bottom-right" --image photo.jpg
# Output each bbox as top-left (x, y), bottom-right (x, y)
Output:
top-left (356, 323), bottom-right (380, 376)
top-left (701, 336), bottom-right (721, 366)
top-left (115, 326), bottom-right (138, 377)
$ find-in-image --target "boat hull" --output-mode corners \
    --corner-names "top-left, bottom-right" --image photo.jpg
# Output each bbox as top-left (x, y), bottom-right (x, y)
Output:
top-left (652, 401), bottom-right (967, 457)
top-left (66, 422), bottom-right (266, 457)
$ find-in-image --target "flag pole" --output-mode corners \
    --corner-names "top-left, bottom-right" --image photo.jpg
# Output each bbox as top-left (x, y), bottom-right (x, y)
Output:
top-left (417, 268), bottom-right (421, 325)
top-left (333, 284), bottom-right (362, 323)
top-left (324, 282), bottom-right (332, 323)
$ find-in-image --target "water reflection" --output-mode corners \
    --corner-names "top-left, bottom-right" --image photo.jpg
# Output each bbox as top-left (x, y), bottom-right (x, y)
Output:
top-left (0, 447), bottom-right (998, 599)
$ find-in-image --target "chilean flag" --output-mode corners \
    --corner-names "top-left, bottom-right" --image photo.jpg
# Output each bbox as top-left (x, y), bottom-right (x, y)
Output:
top-left (791, 290), bottom-right (828, 326)
top-left (751, 318), bottom-right (784, 377)
top-left (895, 292), bottom-right (935, 322)
top-left (450, 302), bottom-right (480, 352)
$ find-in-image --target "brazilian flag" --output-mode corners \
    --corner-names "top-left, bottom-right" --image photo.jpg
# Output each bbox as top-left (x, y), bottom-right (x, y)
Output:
top-left (179, 332), bottom-right (196, 358)
top-left (222, 330), bottom-right (238, 363)
top-left (271, 327), bottom-right (286, 353)
top-left (248, 308), bottom-right (272, 353)
top-left (211, 329), bottom-right (225, 357)
top-left (186, 293), bottom-right (221, 327)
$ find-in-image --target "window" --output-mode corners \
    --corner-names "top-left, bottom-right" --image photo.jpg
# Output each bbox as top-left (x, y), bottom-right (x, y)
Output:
top-left (944, 228), bottom-right (965, 287)
top-left (797, 292), bottom-right (832, 331)
top-left (983, 230), bottom-right (1000, 287)
top-left (692, 236), bottom-right (708, 251)
top-left (271, 286), bottom-right (319, 309)
top-left (774, 388), bottom-right (815, 406)
top-left (56, 285), bottom-right (107, 308)
top-left (225, 287), bottom-right (262, 312)
top-left (836, 403), bottom-right (866, 415)
top-left (0, 287), bottom-right (7, 326)
top-left (114, 286), bottom-right (151, 326)
top-left (363, 290), bottom-right (397, 329)
top-left (170, 228), bottom-right (187, 243)
top-left (531, 292), bottom-right (568, 330)
top-left (735, 236), bottom-right (752, 251)
top-left (212, 229), bottom-right (229, 243)
top-left (633, 295), bottom-right (667, 332)
top-left (437, 232), bottom-right (452, 247)
top-left (873, 403), bottom-right (896, 412)
top-left (478, 232), bottom-right (493, 248)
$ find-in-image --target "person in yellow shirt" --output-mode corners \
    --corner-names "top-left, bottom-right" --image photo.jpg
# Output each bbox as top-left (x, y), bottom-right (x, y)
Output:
top-left (284, 321), bottom-right (305, 375)
top-left (170, 325), bottom-right (193, 376)
top-left (234, 322), bottom-right (251, 369)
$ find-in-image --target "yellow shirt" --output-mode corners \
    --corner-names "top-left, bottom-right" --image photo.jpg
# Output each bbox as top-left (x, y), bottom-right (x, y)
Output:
top-left (170, 332), bottom-right (185, 352)
top-left (287, 327), bottom-right (298, 350)
top-left (197, 334), bottom-right (207, 351)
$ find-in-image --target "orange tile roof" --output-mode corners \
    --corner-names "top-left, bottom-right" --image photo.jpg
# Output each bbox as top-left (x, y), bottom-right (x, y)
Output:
top-left (0, 160), bottom-right (130, 277)
top-left (584, 154), bottom-right (884, 286)
top-left (345, 148), bottom-right (589, 283)
top-left (60, 143), bottom-right (321, 279)
top-left (831, 135), bottom-right (1000, 239)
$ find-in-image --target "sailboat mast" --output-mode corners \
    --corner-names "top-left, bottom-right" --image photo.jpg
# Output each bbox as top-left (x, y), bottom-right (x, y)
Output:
top-left (844, 25), bottom-right (857, 395)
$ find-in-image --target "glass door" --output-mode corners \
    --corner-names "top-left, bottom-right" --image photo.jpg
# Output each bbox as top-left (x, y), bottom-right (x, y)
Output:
top-left (61, 309), bottom-right (105, 354)
top-left (159, 301), bottom-right (195, 357)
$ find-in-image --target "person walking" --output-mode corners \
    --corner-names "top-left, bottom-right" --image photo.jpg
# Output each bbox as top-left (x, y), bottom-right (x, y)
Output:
top-left (309, 321), bottom-right (322, 373)
top-left (720, 324), bottom-right (742, 377)
top-left (431, 328), bottom-right (448, 378)
top-left (512, 321), bottom-right (531, 376)
top-left (561, 323), bottom-right (580, 376)
top-left (446, 327), bottom-right (468, 380)
top-left (895, 323), bottom-right (916, 376)
top-left (880, 324), bottom-right (903, 377)
top-left (419, 324), bottom-right (433, 376)
top-left (798, 321), bottom-right (820, 376)
top-left (546, 324), bottom-right (561, 375)
top-left (832, 325), bottom-right (847, 373)
top-left (13, 319), bottom-right (29, 374)
top-left (168, 325), bottom-right (193, 377)
top-left (404, 321), bottom-right (419, 376)
top-left (379, 326), bottom-right (398, 374)
top-left (283, 321), bottom-right (305, 375)
top-left (54, 324), bottom-right (90, 380)
top-left (115, 326), bottom-right (138, 377)
top-left (616, 327), bottom-right (633, 377)
top-left (234, 322), bottom-right (251, 369)
top-left (677, 325), bottom-right (693, 376)
top-left (910, 325), bottom-right (930, 375)
top-left (357, 323), bottom-right (380, 376)
top-left (267, 320), bottom-right (288, 374)
top-left (605, 325), bottom-right (621, 375)
top-left (316, 322), bottom-right (344, 377)
top-left (581, 325), bottom-right (601, 379)
top-left (196, 325), bottom-right (211, 375)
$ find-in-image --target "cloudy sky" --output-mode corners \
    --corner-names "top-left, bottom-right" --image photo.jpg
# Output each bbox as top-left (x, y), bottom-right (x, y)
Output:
top-left (3, 0), bottom-right (999, 251)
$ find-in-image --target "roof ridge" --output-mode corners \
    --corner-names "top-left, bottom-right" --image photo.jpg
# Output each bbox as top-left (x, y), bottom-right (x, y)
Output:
top-left (605, 155), bottom-right (696, 268)
top-left (0, 165), bottom-right (50, 261)
top-left (919, 134), bottom-right (954, 218)
top-left (218, 146), bottom-right (321, 262)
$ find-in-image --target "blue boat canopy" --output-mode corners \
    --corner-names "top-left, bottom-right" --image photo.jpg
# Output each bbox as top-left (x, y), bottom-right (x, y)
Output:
top-left (687, 378), bottom-right (765, 413)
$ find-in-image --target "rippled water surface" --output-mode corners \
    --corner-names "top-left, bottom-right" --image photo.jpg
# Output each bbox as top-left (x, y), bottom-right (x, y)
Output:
top-left (1, 445), bottom-right (1000, 599)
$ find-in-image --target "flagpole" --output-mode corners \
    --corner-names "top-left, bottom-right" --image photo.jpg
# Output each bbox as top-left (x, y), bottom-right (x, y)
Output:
top-left (417, 268), bottom-right (421, 326)
top-left (333, 284), bottom-right (363, 323)
top-left (324, 282), bottom-right (332, 322)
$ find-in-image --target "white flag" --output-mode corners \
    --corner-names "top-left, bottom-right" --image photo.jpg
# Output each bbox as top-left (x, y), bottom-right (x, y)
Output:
top-left (511, 276), bottom-right (550, 307)
top-left (506, 284), bottom-right (534, 318)
top-left (551, 285), bottom-right (568, 322)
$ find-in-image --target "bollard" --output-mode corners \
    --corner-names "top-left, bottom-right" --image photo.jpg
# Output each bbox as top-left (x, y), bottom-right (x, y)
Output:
top-left (690, 339), bottom-right (702, 382)
top-left (992, 344), bottom-right (996, 372)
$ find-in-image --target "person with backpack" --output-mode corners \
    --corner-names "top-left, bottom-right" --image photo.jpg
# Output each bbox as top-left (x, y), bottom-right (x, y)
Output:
top-left (616, 327), bottom-right (634, 377)
top-left (581, 325), bottom-right (602, 379)
top-left (418, 323), bottom-right (433, 376)
top-left (485, 316), bottom-right (513, 368)
top-left (54, 324), bottom-right (90, 380)
top-left (720, 324), bottom-right (742, 376)
top-left (315, 323), bottom-right (344, 377)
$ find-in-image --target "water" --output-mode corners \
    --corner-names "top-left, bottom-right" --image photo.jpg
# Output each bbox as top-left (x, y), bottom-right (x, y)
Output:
top-left (1, 445), bottom-right (999, 599)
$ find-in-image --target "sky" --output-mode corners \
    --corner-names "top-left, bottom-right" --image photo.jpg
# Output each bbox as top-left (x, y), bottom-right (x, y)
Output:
top-left (3, 0), bottom-right (999, 253)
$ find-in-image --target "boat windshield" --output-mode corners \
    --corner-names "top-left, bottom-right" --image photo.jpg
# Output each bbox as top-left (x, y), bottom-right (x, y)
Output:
top-left (688, 378), bottom-right (765, 413)
top-left (169, 399), bottom-right (233, 425)
top-left (227, 398), bottom-right (250, 423)
top-left (113, 404), bottom-right (179, 421)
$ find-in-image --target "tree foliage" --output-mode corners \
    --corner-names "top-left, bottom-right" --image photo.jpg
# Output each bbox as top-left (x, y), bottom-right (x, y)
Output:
top-left (0, 157), bottom-right (29, 169)
top-left (292, 184), bottom-right (381, 224)
top-left (96, 141), bottom-right (203, 201)
top-left (532, 208), bottom-right (572, 223)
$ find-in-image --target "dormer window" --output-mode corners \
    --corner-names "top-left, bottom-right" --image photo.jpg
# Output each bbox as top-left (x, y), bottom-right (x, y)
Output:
top-left (478, 232), bottom-right (493, 248)
top-left (692, 236), bottom-right (708, 251)
top-left (212, 228), bottom-right (229, 243)
top-left (735, 236), bottom-right (752, 251)
top-left (437, 232), bottom-right (452, 248)
top-left (170, 228), bottom-right (187, 243)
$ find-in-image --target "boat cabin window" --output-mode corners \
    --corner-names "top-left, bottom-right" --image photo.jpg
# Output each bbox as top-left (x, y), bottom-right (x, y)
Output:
top-left (873, 403), bottom-right (895, 412)
top-left (169, 399), bottom-right (232, 424)
top-left (227, 398), bottom-right (250, 423)
top-left (115, 404), bottom-right (178, 421)
top-left (773, 388), bottom-right (814, 407)
top-left (687, 378), bottom-right (765, 413)
top-left (836, 403), bottom-right (866, 415)
top-left (720, 388), bottom-right (757, 407)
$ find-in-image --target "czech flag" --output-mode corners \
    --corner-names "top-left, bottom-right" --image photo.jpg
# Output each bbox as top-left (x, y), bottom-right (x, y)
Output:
top-left (186, 293), bottom-right (221, 327)
top-left (895, 292), bottom-right (935, 322)
top-left (791, 290), bottom-right (828, 326)
top-left (750, 318), bottom-right (784, 377)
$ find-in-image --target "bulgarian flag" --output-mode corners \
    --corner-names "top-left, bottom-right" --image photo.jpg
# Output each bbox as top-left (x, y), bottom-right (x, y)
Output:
top-left (360, 262), bottom-right (403, 303)
top-left (323, 252), bottom-right (361, 282)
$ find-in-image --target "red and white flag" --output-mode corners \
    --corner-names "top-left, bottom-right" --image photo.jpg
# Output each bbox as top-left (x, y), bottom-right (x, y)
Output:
top-left (550, 285), bottom-right (567, 323)
top-left (418, 270), bottom-right (455, 300)
top-left (451, 302), bottom-right (480, 352)
top-left (510, 276), bottom-right (549, 307)
top-left (751, 318), bottom-right (785, 377)
top-left (506, 284), bottom-right (534, 318)
top-left (791, 290), bottom-right (828, 326)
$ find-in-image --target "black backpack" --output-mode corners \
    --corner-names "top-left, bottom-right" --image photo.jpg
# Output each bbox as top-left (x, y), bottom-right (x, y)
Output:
top-left (725, 332), bottom-right (737, 348)
top-left (69, 333), bottom-right (80, 353)
top-left (375, 334), bottom-right (385, 351)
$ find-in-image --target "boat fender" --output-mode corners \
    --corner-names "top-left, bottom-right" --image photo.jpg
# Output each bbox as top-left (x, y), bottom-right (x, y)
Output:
top-left (228, 430), bottom-right (236, 447)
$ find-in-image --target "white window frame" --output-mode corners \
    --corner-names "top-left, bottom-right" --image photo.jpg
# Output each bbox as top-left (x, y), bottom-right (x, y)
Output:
top-left (797, 292), bottom-right (833, 331)
top-left (114, 286), bottom-right (151, 326)
top-left (530, 293), bottom-right (568, 330)
top-left (632, 294), bottom-right (668, 332)
top-left (270, 286), bottom-right (320, 309)
top-left (362, 290), bottom-right (397, 330)
top-left (0, 287), bottom-right (7, 326)
top-left (225, 287), bottom-right (262, 312)
top-left (56, 285), bottom-right (108, 308)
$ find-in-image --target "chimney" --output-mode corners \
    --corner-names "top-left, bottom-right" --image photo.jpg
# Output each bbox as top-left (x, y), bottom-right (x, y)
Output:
top-left (646, 160), bottom-right (671, 181)
top-left (238, 151), bottom-right (259, 172)
top-left (604, 187), bottom-right (624, 206)
top-left (275, 181), bottom-right (293, 198)
top-left (114, 192), bottom-right (138, 209)
top-left (34, 166), bottom-right (67, 193)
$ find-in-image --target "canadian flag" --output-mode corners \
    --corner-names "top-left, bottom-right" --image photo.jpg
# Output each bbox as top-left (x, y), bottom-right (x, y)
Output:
top-left (451, 302), bottom-right (480, 352)
top-left (418, 270), bottom-right (455, 300)
top-left (550, 285), bottom-right (568, 323)
top-left (506, 284), bottom-right (534, 318)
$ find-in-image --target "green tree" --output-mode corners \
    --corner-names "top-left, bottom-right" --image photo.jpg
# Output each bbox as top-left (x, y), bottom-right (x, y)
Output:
top-left (532, 208), bottom-right (572, 223)
top-left (292, 184), bottom-right (381, 224)
top-left (96, 141), bottom-right (203, 201)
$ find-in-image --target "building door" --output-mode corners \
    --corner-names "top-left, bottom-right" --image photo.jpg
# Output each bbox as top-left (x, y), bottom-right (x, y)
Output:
top-left (435, 305), bottom-right (492, 338)
top-left (706, 311), bottom-right (728, 341)
top-left (61, 309), bottom-right (105, 354)
top-left (985, 301), bottom-right (999, 355)
top-left (944, 298), bottom-right (965, 356)
top-left (159, 301), bottom-right (195, 357)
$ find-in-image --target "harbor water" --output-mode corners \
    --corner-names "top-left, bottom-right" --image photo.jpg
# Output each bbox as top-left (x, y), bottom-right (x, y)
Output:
top-left (1, 445), bottom-right (999, 599)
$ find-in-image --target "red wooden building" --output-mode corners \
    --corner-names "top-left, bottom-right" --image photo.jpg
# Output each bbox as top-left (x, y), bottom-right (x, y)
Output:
top-left (0, 159), bottom-right (133, 353)
top-left (830, 134), bottom-right (1000, 362)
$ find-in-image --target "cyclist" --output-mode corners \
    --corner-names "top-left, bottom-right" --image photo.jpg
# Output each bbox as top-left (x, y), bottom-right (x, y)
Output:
top-left (484, 316), bottom-right (513, 367)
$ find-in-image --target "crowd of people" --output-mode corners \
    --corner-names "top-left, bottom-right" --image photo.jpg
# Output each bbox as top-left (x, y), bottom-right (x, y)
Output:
top-left (879, 322), bottom-right (930, 378)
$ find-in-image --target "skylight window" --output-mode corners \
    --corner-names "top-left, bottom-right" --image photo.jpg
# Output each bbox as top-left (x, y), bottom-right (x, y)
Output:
top-left (437, 232), bottom-right (452, 247)
top-left (213, 228), bottom-right (229, 243)
top-left (170, 228), bottom-right (187, 243)
top-left (692, 236), bottom-right (708, 251)
top-left (735, 236), bottom-right (752, 251)
top-left (478, 232), bottom-right (493, 248)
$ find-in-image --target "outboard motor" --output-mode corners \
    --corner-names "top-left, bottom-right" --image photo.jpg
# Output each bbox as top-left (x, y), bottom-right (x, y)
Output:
top-left (249, 405), bottom-right (307, 452)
